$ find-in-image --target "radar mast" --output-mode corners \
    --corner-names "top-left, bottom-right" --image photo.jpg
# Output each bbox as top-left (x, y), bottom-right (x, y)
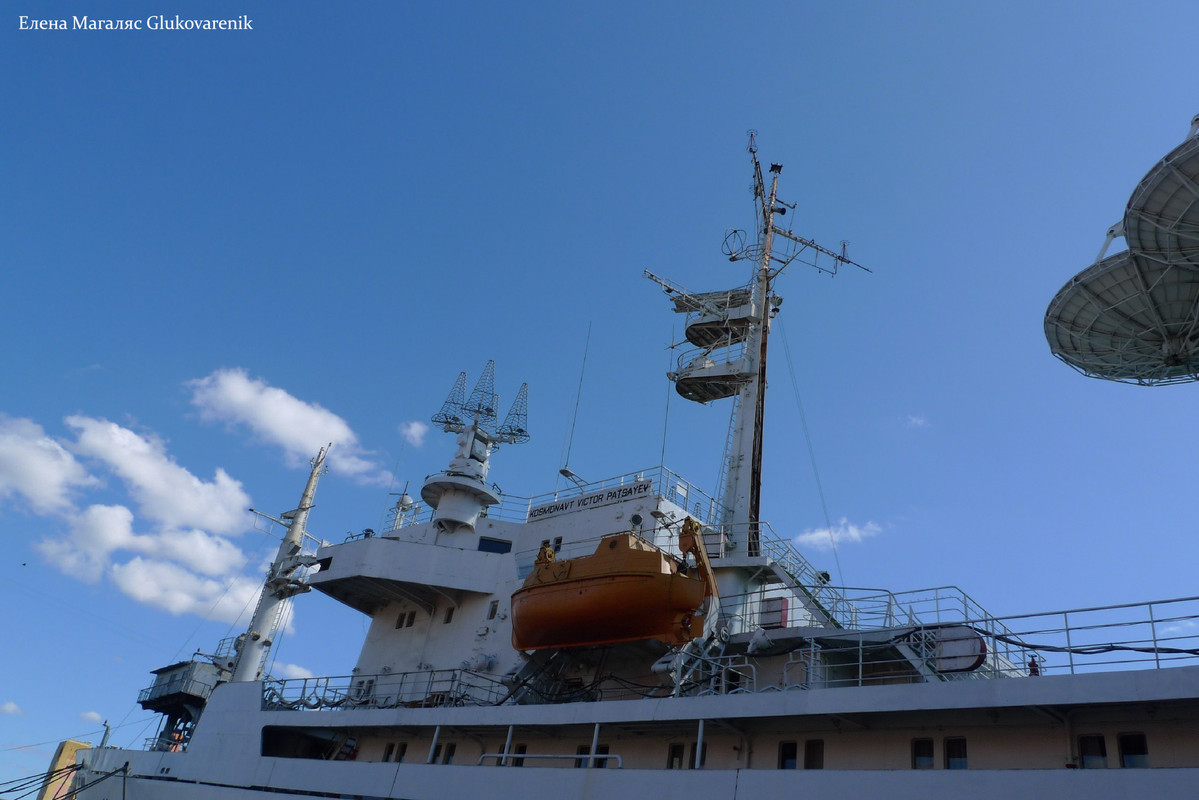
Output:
top-left (648, 132), bottom-right (868, 555)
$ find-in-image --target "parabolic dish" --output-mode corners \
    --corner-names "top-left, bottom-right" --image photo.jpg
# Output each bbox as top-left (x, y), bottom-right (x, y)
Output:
top-left (1044, 249), bottom-right (1199, 385)
top-left (1124, 134), bottom-right (1199, 267)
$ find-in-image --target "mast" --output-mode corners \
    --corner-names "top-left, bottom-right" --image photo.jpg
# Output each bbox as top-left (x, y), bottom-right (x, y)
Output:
top-left (747, 138), bottom-right (779, 549)
top-left (653, 133), bottom-right (867, 556)
top-left (231, 446), bottom-right (329, 682)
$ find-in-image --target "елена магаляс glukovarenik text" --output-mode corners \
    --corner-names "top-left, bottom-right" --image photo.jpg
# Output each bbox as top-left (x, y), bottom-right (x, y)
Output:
top-left (19, 15), bottom-right (254, 31)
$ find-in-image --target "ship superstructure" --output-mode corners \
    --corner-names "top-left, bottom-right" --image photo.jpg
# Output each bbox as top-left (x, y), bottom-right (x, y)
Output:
top-left (47, 126), bottom-right (1199, 800)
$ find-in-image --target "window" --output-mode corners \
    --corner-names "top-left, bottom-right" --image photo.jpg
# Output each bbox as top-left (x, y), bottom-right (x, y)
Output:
top-left (383, 742), bottom-right (394, 762)
top-left (478, 537), bottom-right (512, 554)
top-left (688, 742), bottom-right (707, 769)
top-left (441, 743), bottom-right (456, 764)
top-left (395, 610), bottom-right (416, 628)
top-left (510, 743), bottom-right (526, 767)
top-left (382, 742), bottom-right (407, 763)
top-left (488, 600), bottom-right (499, 620)
top-left (803, 739), bottom-right (824, 769)
top-left (1078, 734), bottom-right (1107, 769)
top-left (667, 743), bottom-right (685, 769)
top-left (911, 738), bottom-right (933, 769)
top-left (1118, 733), bottom-right (1148, 768)
top-left (430, 743), bottom-right (441, 764)
top-left (778, 741), bottom-right (798, 769)
top-left (443, 606), bottom-right (455, 624)
top-left (575, 744), bottom-right (611, 768)
top-left (553, 536), bottom-right (563, 553)
top-left (944, 737), bottom-right (967, 770)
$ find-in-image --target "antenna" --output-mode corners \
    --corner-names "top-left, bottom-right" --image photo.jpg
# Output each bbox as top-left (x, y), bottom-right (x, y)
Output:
top-left (497, 382), bottom-right (530, 444)
top-left (1047, 114), bottom-right (1199, 385)
top-left (463, 360), bottom-right (499, 433)
top-left (432, 371), bottom-right (467, 430)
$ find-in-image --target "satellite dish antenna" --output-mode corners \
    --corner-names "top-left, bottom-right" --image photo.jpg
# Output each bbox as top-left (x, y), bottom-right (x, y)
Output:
top-left (1046, 114), bottom-right (1199, 385)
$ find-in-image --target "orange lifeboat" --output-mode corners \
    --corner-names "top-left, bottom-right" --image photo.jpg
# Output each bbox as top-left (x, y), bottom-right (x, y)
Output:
top-left (511, 520), bottom-right (718, 651)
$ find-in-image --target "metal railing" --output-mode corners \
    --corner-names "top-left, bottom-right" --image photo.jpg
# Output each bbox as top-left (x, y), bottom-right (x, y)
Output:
top-left (376, 465), bottom-right (730, 537)
top-left (261, 596), bottom-right (1199, 712)
top-left (263, 668), bottom-right (511, 711)
top-left (477, 753), bottom-right (623, 768)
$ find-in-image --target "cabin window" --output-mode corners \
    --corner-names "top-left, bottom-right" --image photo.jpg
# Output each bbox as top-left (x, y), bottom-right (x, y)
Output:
top-left (478, 537), bottom-right (512, 554)
top-left (510, 743), bottom-right (526, 767)
top-left (487, 601), bottom-right (499, 620)
top-left (383, 742), bottom-right (394, 762)
top-left (441, 743), bottom-right (456, 764)
top-left (444, 607), bottom-right (455, 624)
top-left (1078, 734), bottom-right (1107, 768)
top-left (395, 610), bottom-right (416, 629)
top-left (392, 742), bottom-right (407, 763)
top-left (778, 741), bottom-right (798, 769)
top-left (431, 743), bottom-right (441, 764)
top-left (689, 742), bottom-right (707, 769)
top-left (1118, 733), bottom-right (1147, 768)
top-left (944, 737), bottom-right (967, 770)
top-left (575, 744), bottom-right (610, 768)
top-left (804, 739), bottom-right (824, 769)
top-left (911, 738), bottom-right (933, 769)
top-left (667, 743), bottom-right (685, 769)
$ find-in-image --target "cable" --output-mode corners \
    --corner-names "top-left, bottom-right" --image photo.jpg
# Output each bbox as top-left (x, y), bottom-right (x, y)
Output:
top-left (778, 321), bottom-right (844, 586)
top-left (559, 322), bottom-right (592, 480)
top-left (659, 327), bottom-right (674, 467)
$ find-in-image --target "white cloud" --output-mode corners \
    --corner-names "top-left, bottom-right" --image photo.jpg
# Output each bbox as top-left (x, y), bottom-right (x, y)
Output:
top-left (272, 662), bottom-right (314, 680)
top-left (189, 369), bottom-right (388, 484)
top-left (79, 711), bottom-right (103, 723)
top-left (904, 415), bottom-right (929, 429)
top-left (0, 417), bottom-right (97, 513)
top-left (37, 504), bottom-right (138, 582)
top-left (110, 557), bottom-right (262, 623)
top-left (38, 505), bottom-right (249, 584)
top-left (0, 701), bottom-right (21, 715)
top-left (66, 415), bottom-right (251, 535)
top-left (794, 518), bottom-right (882, 552)
top-left (399, 421), bottom-right (429, 448)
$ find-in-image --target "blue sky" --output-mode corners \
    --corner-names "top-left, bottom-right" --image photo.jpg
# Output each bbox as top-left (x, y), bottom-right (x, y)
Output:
top-left (3, 0), bottom-right (1198, 783)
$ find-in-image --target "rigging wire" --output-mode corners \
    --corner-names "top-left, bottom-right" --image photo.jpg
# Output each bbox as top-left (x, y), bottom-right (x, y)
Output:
top-left (659, 326), bottom-right (674, 467)
top-left (778, 321), bottom-right (844, 587)
top-left (557, 322), bottom-right (592, 487)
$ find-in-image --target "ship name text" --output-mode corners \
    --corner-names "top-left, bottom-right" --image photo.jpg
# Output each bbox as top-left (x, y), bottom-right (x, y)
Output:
top-left (527, 480), bottom-right (653, 521)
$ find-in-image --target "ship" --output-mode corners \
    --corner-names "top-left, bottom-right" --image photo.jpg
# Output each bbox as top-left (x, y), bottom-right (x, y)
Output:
top-left (43, 121), bottom-right (1199, 799)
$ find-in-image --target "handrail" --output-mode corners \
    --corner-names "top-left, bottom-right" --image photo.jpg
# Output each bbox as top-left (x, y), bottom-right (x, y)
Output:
top-left (476, 753), bottom-right (623, 768)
